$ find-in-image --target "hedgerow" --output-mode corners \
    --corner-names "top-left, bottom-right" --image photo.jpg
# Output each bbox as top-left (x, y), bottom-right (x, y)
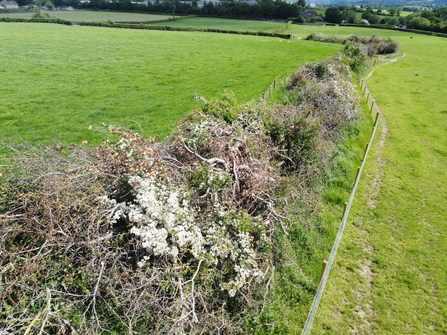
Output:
top-left (0, 53), bottom-right (366, 333)
top-left (306, 33), bottom-right (400, 68)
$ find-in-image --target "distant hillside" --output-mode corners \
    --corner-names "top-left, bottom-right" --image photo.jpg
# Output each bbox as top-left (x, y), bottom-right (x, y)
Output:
top-left (311, 0), bottom-right (447, 9)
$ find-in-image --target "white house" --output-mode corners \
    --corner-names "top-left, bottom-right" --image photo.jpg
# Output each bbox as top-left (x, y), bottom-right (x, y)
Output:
top-left (0, 1), bottom-right (19, 9)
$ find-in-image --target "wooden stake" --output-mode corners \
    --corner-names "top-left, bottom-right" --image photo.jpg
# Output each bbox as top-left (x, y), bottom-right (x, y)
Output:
top-left (274, 79), bottom-right (277, 89)
top-left (374, 112), bottom-right (380, 126)
top-left (262, 92), bottom-right (265, 100)
top-left (363, 84), bottom-right (367, 95)
top-left (320, 260), bottom-right (328, 282)
top-left (370, 100), bottom-right (375, 114)
top-left (353, 166), bottom-right (361, 187)
top-left (363, 143), bottom-right (369, 161)
top-left (366, 92), bottom-right (370, 104)
top-left (342, 202), bottom-right (348, 219)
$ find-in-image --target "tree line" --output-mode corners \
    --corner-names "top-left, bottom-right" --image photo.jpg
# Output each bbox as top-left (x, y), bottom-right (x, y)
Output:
top-left (14, 0), bottom-right (308, 20)
top-left (324, 5), bottom-right (447, 34)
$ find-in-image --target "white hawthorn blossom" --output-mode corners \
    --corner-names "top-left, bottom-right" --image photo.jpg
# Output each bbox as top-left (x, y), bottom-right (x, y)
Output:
top-left (105, 172), bottom-right (268, 296)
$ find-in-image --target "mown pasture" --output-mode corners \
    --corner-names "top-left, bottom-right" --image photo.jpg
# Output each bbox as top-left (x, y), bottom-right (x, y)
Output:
top-left (0, 22), bottom-right (339, 154)
top-left (278, 25), bottom-right (447, 334)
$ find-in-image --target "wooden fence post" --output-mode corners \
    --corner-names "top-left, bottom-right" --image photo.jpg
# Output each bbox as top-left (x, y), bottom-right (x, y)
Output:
top-left (370, 100), bottom-right (375, 114)
top-left (353, 167), bottom-right (361, 187)
top-left (342, 202), bottom-right (348, 219)
top-left (320, 260), bottom-right (328, 282)
top-left (363, 143), bottom-right (369, 161)
top-left (274, 79), bottom-right (277, 89)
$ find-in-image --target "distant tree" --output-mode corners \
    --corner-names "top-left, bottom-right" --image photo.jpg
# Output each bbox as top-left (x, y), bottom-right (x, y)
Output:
top-left (344, 9), bottom-right (356, 23)
top-left (384, 16), bottom-right (399, 25)
top-left (406, 16), bottom-right (431, 29)
top-left (325, 6), bottom-right (344, 23)
top-left (388, 7), bottom-right (397, 16)
top-left (45, 1), bottom-right (54, 8)
top-left (362, 12), bottom-right (379, 24)
top-left (162, 0), bottom-right (171, 12)
top-left (297, 0), bottom-right (306, 8)
top-left (421, 10), bottom-right (439, 23)
top-left (202, 0), bottom-right (215, 15)
top-left (434, 8), bottom-right (447, 22)
top-left (258, 0), bottom-right (274, 18)
top-left (17, 0), bottom-right (32, 6)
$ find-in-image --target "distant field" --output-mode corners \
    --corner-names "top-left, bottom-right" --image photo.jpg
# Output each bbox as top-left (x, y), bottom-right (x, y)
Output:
top-left (0, 10), bottom-right (174, 21)
top-left (150, 17), bottom-right (286, 31)
top-left (287, 24), bottom-right (404, 40)
top-left (0, 22), bottom-right (338, 152)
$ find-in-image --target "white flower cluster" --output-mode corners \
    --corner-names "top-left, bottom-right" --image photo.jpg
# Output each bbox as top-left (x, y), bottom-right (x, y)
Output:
top-left (124, 176), bottom-right (204, 265)
top-left (325, 62), bottom-right (351, 81)
top-left (184, 118), bottom-right (219, 149)
top-left (106, 171), bottom-right (269, 297)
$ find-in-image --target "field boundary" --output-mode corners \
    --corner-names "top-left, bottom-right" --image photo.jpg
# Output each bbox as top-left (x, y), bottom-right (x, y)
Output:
top-left (299, 65), bottom-right (383, 335)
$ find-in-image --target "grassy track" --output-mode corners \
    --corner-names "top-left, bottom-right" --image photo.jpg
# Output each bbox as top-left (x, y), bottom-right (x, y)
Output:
top-left (0, 22), bottom-right (338, 152)
top-left (0, 11), bottom-right (174, 21)
top-left (283, 26), bottom-right (447, 334)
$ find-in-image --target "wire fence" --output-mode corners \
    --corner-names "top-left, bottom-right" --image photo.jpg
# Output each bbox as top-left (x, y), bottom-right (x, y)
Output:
top-left (262, 76), bottom-right (289, 102)
top-left (299, 63), bottom-right (383, 335)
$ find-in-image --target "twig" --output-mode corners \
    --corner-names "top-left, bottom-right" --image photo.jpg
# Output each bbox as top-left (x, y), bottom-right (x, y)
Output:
top-left (182, 141), bottom-right (226, 169)
top-left (0, 214), bottom-right (26, 222)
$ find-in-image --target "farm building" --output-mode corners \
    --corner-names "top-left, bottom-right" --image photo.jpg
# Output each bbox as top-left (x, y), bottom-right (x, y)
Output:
top-left (302, 10), bottom-right (318, 17)
top-left (0, 1), bottom-right (19, 8)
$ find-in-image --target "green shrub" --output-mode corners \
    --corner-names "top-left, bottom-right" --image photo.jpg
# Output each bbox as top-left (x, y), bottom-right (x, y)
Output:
top-left (376, 37), bottom-right (400, 54)
top-left (341, 42), bottom-right (367, 71)
top-left (266, 110), bottom-right (320, 172)
top-left (202, 90), bottom-right (239, 124)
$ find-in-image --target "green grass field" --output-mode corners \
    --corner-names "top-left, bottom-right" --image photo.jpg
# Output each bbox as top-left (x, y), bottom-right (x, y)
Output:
top-left (279, 25), bottom-right (447, 334)
top-left (0, 10), bottom-right (174, 21)
top-left (0, 22), bottom-right (339, 153)
top-left (150, 16), bottom-right (286, 31)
